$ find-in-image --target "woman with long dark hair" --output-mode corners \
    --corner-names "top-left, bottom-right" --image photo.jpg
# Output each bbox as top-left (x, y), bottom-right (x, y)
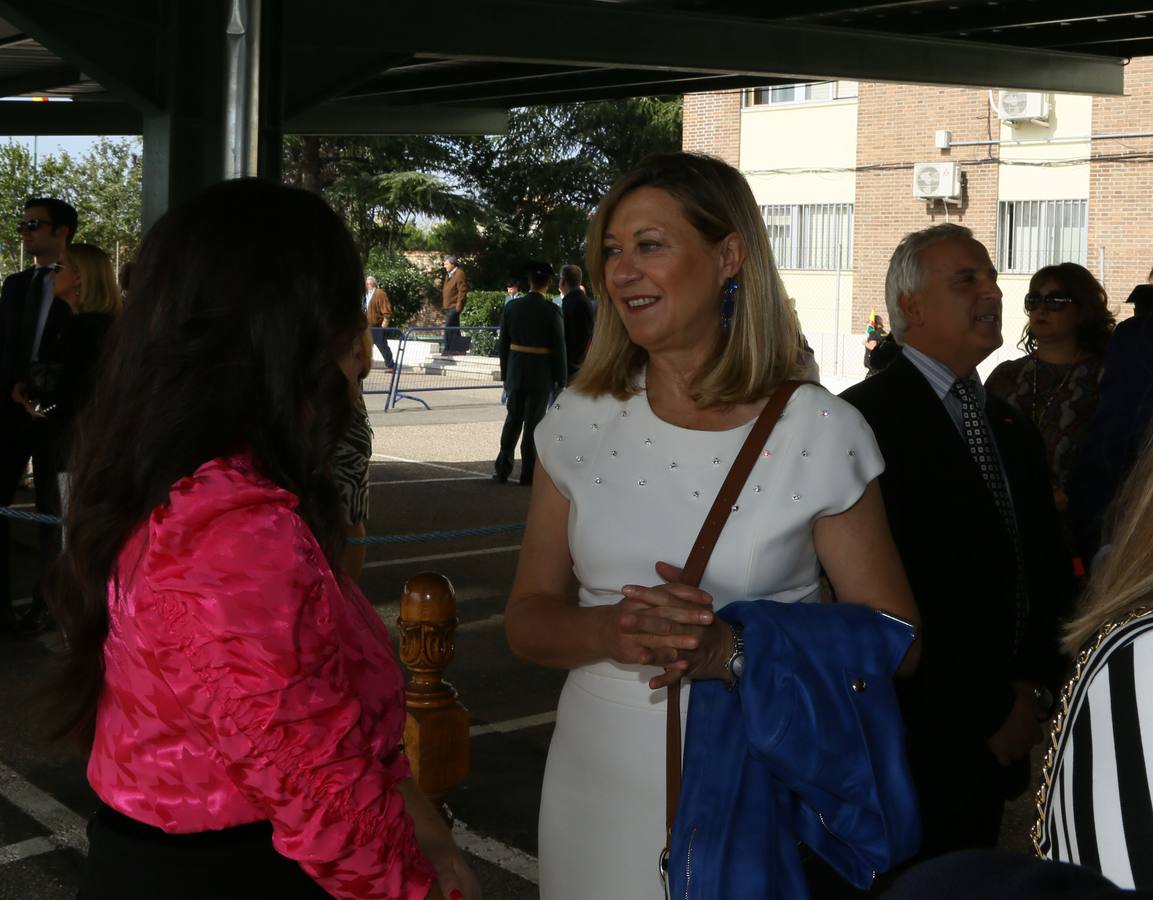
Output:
top-left (51, 180), bottom-right (477, 900)
top-left (987, 262), bottom-right (1115, 530)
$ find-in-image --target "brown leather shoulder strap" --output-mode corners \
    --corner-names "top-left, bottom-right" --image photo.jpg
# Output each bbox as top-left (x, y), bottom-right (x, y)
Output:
top-left (666, 379), bottom-right (808, 839)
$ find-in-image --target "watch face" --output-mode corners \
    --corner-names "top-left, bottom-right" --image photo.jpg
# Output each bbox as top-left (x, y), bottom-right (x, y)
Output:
top-left (731, 654), bottom-right (745, 679)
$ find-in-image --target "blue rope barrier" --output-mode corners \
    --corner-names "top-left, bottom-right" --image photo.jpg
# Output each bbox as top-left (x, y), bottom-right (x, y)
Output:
top-left (0, 504), bottom-right (524, 545)
top-left (0, 506), bottom-right (61, 524)
top-left (349, 523), bottom-right (524, 544)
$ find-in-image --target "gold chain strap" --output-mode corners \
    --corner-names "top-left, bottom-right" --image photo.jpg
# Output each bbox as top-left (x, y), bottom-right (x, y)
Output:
top-left (1031, 605), bottom-right (1153, 856)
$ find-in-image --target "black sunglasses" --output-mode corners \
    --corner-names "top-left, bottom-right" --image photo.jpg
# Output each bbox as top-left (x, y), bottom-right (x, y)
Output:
top-left (15, 218), bottom-right (53, 233)
top-left (1024, 292), bottom-right (1077, 313)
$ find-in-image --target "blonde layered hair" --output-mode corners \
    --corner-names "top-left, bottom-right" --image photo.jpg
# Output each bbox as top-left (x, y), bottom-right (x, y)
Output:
top-left (575, 152), bottom-right (803, 405)
top-left (1065, 431), bottom-right (1153, 652)
top-left (67, 243), bottom-right (122, 316)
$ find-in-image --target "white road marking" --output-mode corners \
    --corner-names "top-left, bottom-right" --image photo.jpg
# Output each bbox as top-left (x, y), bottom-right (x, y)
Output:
top-left (0, 836), bottom-right (56, 864)
top-left (370, 476), bottom-right (488, 486)
top-left (0, 760), bottom-right (88, 855)
top-left (363, 545), bottom-right (521, 569)
top-left (452, 818), bottom-right (539, 885)
top-left (469, 711), bottom-right (557, 738)
top-left (371, 455), bottom-right (483, 478)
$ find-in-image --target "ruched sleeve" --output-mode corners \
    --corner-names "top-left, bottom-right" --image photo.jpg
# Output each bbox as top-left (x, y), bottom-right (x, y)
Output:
top-left (138, 497), bottom-right (434, 900)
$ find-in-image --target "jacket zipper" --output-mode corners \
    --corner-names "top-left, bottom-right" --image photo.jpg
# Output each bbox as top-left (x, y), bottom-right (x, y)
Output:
top-left (683, 827), bottom-right (697, 900)
top-left (817, 812), bottom-right (876, 885)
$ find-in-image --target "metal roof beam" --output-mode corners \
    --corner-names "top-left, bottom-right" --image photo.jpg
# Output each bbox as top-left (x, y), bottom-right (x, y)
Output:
top-left (0, 0), bottom-right (162, 112)
top-left (0, 62), bottom-right (80, 97)
top-left (367, 0), bottom-right (1125, 95)
top-left (284, 104), bottom-right (508, 136)
top-left (0, 100), bottom-right (141, 134)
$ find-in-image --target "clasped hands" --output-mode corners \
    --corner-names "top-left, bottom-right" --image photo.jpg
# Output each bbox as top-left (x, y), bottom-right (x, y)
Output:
top-left (604, 560), bottom-right (735, 691)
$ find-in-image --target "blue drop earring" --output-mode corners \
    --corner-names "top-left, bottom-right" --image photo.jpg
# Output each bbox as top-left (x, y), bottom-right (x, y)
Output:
top-left (721, 277), bottom-right (738, 332)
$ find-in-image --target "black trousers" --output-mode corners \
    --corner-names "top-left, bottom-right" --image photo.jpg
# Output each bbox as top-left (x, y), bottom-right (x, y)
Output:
top-left (495, 388), bottom-right (549, 483)
top-left (369, 326), bottom-right (395, 367)
top-left (78, 803), bottom-right (330, 900)
top-left (0, 410), bottom-right (62, 614)
top-left (443, 307), bottom-right (462, 353)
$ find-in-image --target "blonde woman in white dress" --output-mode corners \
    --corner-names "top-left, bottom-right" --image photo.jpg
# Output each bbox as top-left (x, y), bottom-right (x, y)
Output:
top-left (503, 153), bottom-right (920, 899)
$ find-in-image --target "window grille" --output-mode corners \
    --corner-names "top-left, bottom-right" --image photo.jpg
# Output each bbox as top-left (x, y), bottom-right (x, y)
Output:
top-left (995, 200), bottom-right (1088, 272)
top-left (760, 203), bottom-right (853, 271)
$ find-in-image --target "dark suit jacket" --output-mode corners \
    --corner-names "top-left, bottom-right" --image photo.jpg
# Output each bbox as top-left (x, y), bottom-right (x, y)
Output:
top-left (497, 291), bottom-right (566, 392)
top-left (1068, 314), bottom-right (1153, 562)
top-left (560, 289), bottom-right (595, 380)
top-left (0, 268), bottom-right (73, 407)
top-left (841, 354), bottom-right (1072, 770)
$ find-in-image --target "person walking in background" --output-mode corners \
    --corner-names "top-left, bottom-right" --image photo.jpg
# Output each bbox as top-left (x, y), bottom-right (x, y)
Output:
top-left (441, 255), bottom-right (468, 354)
top-left (11, 242), bottom-right (121, 636)
top-left (50, 180), bottom-right (478, 900)
top-left (364, 275), bottom-right (395, 370)
top-left (559, 264), bottom-right (594, 384)
top-left (0, 197), bottom-right (78, 634)
top-left (986, 263), bottom-right (1113, 559)
top-left (841, 224), bottom-right (1073, 879)
top-left (493, 260), bottom-right (565, 486)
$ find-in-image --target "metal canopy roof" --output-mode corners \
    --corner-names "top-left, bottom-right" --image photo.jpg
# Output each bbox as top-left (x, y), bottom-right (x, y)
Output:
top-left (0, 0), bottom-right (1140, 138)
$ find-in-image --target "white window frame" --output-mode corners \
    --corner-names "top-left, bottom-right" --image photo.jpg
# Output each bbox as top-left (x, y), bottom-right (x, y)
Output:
top-left (995, 199), bottom-right (1088, 273)
top-left (743, 81), bottom-right (844, 107)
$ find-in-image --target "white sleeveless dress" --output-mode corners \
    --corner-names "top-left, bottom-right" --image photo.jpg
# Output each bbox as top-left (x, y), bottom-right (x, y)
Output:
top-left (534, 383), bottom-right (885, 899)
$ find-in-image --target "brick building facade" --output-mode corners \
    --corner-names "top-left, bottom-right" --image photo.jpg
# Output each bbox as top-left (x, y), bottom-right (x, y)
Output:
top-left (683, 62), bottom-right (1153, 379)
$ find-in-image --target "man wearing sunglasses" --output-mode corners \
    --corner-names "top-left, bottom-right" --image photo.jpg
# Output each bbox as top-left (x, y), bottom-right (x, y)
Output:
top-left (0, 197), bottom-right (78, 634)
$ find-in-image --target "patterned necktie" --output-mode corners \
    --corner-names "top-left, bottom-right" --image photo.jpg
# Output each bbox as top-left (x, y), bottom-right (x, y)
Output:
top-left (19, 266), bottom-right (49, 376)
top-left (950, 377), bottom-right (1029, 652)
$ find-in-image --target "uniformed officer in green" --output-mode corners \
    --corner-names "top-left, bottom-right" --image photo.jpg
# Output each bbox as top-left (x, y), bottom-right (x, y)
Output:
top-left (494, 261), bottom-right (567, 485)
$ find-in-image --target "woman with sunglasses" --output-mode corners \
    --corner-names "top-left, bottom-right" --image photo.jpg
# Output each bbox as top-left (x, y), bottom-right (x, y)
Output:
top-left (986, 263), bottom-right (1115, 547)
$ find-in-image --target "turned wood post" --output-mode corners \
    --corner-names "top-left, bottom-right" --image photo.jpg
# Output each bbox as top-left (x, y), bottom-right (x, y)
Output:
top-left (397, 572), bottom-right (470, 809)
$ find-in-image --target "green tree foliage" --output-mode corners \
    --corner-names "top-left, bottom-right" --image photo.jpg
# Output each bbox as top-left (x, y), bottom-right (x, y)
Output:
top-left (281, 98), bottom-right (681, 296)
top-left (0, 138), bottom-right (141, 279)
top-left (282, 135), bottom-right (475, 254)
top-left (447, 97), bottom-right (682, 288)
top-left (460, 290), bottom-right (507, 355)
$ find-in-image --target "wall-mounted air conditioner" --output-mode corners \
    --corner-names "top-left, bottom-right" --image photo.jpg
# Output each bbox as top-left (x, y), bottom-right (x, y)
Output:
top-left (996, 90), bottom-right (1050, 124)
top-left (912, 162), bottom-right (962, 200)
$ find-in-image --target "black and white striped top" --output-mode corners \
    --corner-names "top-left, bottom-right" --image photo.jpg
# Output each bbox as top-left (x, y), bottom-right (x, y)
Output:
top-left (1039, 609), bottom-right (1153, 889)
top-left (333, 393), bottom-right (373, 526)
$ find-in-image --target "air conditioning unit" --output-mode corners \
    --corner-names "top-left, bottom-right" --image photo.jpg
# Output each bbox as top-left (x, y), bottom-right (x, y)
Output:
top-left (912, 162), bottom-right (962, 200)
top-left (997, 90), bottom-right (1050, 123)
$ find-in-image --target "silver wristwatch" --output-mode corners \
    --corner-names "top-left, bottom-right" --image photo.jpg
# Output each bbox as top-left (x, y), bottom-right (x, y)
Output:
top-left (723, 623), bottom-right (745, 690)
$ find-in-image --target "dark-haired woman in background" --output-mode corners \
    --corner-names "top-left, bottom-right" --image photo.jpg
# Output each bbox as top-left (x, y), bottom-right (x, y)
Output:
top-left (987, 262), bottom-right (1114, 551)
top-left (51, 180), bottom-right (477, 900)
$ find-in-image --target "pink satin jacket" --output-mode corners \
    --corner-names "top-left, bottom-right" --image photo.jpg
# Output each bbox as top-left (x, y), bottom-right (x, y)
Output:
top-left (87, 454), bottom-right (434, 899)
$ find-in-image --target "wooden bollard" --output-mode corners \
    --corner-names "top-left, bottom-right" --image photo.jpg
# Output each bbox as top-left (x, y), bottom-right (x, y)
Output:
top-left (397, 572), bottom-right (470, 810)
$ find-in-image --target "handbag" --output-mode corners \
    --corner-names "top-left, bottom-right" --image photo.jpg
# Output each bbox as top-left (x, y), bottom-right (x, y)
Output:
top-left (659, 379), bottom-right (805, 895)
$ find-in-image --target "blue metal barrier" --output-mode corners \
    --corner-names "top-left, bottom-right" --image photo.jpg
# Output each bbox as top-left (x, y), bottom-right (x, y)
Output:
top-left (383, 326), bottom-right (503, 411)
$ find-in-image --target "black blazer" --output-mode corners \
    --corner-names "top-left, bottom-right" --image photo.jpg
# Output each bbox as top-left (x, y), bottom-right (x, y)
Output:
top-left (0, 268), bottom-right (72, 401)
top-left (560, 289), bottom-right (595, 380)
top-left (841, 353), bottom-right (1072, 755)
top-left (498, 292), bottom-right (566, 392)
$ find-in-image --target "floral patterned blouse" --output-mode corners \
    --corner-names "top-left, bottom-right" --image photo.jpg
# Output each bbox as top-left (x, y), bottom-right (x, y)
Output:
top-left (985, 354), bottom-right (1105, 490)
top-left (87, 453), bottom-right (434, 899)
